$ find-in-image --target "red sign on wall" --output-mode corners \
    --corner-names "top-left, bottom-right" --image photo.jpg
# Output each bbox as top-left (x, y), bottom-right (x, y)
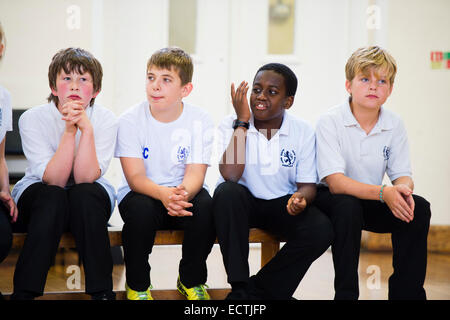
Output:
top-left (431, 51), bottom-right (450, 69)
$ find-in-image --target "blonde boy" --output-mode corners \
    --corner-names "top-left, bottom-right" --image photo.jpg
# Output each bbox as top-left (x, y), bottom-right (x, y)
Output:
top-left (315, 46), bottom-right (431, 300)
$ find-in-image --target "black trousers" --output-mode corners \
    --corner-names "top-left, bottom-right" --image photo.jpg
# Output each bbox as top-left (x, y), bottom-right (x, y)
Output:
top-left (212, 181), bottom-right (334, 300)
top-left (12, 182), bottom-right (113, 297)
top-left (314, 186), bottom-right (431, 300)
top-left (118, 188), bottom-right (215, 291)
top-left (0, 203), bottom-right (12, 265)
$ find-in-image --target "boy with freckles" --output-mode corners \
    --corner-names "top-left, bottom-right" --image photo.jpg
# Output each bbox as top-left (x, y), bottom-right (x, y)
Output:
top-left (11, 48), bottom-right (118, 300)
top-left (213, 63), bottom-right (333, 300)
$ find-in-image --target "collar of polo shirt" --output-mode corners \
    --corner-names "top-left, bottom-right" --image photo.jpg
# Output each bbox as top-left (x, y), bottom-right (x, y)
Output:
top-left (248, 113), bottom-right (291, 136)
top-left (342, 99), bottom-right (394, 133)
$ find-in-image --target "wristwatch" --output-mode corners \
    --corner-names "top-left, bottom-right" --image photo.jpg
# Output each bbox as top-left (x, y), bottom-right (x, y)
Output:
top-left (232, 119), bottom-right (250, 130)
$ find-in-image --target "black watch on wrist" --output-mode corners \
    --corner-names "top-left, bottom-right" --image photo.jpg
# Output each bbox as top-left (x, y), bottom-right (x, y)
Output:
top-left (232, 119), bottom-right (250, 130)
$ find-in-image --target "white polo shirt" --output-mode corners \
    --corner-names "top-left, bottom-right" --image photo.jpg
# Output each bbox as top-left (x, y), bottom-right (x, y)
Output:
top-left (11, 102), bottom-right (118, 212)
top-left (315, 99), bottom-right (412, 186)
top-left (114, 101), bottom-right (214, 204)
top-left (0, 85), bottom-right (13, 141)
top-left (216, 112), bottom-right (318, 200)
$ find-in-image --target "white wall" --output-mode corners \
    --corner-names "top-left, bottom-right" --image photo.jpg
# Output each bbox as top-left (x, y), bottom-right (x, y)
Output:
top-left (0, 0), bottom-right (448, 225)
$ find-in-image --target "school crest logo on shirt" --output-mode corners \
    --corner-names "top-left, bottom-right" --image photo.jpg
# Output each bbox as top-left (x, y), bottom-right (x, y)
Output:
top-left (177, 146), bottom-right (190, 163)
top-left (280, 149), bottom-right (296, 167)
top-left (383, 146), bottom-right (390, 161)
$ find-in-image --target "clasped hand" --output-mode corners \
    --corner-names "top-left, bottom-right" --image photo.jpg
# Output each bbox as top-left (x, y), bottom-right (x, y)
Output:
top-left (160, 185), bottom-right (193, 217)
top-left (61, 101), bottom-right (91, 133)
top-left (384, 184), bottom-right (415, 223)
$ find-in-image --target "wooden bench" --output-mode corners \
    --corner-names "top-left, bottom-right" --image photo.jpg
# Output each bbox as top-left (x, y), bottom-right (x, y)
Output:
top-left (8, 227), bottom-right (282, 300)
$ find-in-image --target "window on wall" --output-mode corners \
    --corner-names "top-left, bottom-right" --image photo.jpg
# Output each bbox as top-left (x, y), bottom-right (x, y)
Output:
top-left (268, 0), bottom-right (295, 55)
top-left (169, 0), bottom-right (197, 54)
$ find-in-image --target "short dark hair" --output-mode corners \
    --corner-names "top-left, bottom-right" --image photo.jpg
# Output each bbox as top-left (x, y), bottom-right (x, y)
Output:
top-left (48, 48), bottom-right (103, 107)
top-left (255, 63), bottom-right (298, 97)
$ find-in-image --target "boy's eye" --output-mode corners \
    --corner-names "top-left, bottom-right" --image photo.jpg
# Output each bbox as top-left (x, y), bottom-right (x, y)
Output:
top-left (148, 76), bottom-right (154, 81)
top-left (378, 79), bottom-right (387, 84)
top-left (163, 78), bottom-right (171, 82)
top-left (361, 77), bottom-right (369, 82)
top-left (63, 77), bottom-right (71, 81)
top-left (252, 88), bottom-right (261, 94)
top-left (269, 89), bottom-right (278, 95)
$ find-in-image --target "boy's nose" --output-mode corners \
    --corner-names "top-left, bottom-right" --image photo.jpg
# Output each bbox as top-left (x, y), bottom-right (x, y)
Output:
top-left (70, 80), bottom-right (79, 90)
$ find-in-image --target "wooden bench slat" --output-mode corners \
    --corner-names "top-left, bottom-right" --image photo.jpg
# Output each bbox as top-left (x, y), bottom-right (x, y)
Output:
top-left (12, 228), bottom-right (283, 249)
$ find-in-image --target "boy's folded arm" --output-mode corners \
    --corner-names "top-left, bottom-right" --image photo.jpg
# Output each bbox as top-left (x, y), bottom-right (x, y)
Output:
top-left (73, 126), bottom-right (101, 183)
top-left (42, 131), bottom-right (77, 188)
top-left (120, 157), bottom-right (163, 200)
top-left (181, 163), bottom-right (208, 201)
top-left (326, 173), bottom-right (382, 201)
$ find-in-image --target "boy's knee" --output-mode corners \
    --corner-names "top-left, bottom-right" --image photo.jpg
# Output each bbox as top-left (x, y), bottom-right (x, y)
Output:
top-left (213, 181), bottom-right (245, 203)
top-left (413, 195), bottom-right (431, 221)
top-left (327, 194), bottom-right (364, 226)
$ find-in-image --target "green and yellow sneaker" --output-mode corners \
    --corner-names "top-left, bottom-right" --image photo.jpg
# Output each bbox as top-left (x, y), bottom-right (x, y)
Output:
top-left (177, 276), bottom-right (210, 300)
top-left (125, 283), bottom-right (153, 300)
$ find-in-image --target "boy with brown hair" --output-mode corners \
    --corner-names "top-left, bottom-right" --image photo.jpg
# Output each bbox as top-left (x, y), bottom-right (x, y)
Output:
top-left (115, 47), bottom-right (215, 300)
top-left (11, 47), bottom-right (118, 300)
top-left (315, 46), bottom-right (431, 300)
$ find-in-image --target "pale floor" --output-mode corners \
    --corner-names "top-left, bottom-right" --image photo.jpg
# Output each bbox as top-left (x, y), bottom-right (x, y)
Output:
top-left (1, 245), bottom-right (449, 300)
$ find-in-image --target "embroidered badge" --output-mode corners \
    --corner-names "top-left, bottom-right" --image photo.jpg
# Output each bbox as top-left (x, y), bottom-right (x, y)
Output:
top-left (383, 146), bottom-right (390, 161)
top-left (177, 146), bottom-right (190, 163)
top-left (280, 149), bottom-right (296, 167)
top-left (142, 147), bottom-right (149, 159)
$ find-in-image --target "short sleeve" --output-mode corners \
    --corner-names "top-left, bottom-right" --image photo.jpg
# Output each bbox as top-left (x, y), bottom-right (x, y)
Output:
top-left (386, 118), bottom-right (412, 181)
top-left (187, 112), bottom-right (215, 165)
top-left (0, 89), bottom-right (13, 141)
top-left (115, 112), bottom-right (143, 159)
top-left (296, 125), bottom-right (318, 183)
top-left (19, 111), bottom-right (55, 180)
top-left (315, 114), bottom-right (346, 182)
top-left (93, 110), bottom-right (118, 176)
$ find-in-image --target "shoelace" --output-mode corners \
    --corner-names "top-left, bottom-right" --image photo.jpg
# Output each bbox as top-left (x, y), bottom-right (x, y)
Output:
top-left (193, 284), bottom-right (209, 299)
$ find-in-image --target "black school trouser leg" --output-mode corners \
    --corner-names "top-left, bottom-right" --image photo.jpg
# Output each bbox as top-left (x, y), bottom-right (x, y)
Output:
top-left (119, 188), bottom-right (215, 291)
top-left (67, 183), bottom-right (113, 294)
top-left (0, 203), bottom-right (12, 266)
top-left (315, 187), bottom-right (431, 300)
top-left (13, 183), bottom-right (68, 296)
top-left (12, 182), bottom-right (113, 297)
top-left (213, 181), bottom-right (334, 299)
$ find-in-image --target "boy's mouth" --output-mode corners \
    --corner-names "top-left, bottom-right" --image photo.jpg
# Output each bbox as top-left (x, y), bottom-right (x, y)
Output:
top-left (254, 103), bottom-right (268, 111)
top-left (68, 95), bottom-right (82, 100)
top-left (366, 94), bottom-right (379, 99)
top-left (151, 95), bottom-right (164, 101)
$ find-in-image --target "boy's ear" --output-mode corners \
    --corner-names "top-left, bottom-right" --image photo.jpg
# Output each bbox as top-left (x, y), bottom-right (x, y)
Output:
top-left (181, 82), bottom-right (193, 98)
top-left (0, 43), bottom-right (4, 58)
top-left (92, 90), bottom-right (100, 98)
top-left (345, 79), bottom-right (352, 95)
top-left (284, 96), bottom-right (294, 110)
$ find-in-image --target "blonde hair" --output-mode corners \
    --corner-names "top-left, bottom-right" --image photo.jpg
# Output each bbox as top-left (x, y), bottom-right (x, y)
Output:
top-left (0, 22), bottom-right (5, 60)
top-left (345, 46), bottom-right (397, 85)
top-left (147, 47), bottom-right (193, 85)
